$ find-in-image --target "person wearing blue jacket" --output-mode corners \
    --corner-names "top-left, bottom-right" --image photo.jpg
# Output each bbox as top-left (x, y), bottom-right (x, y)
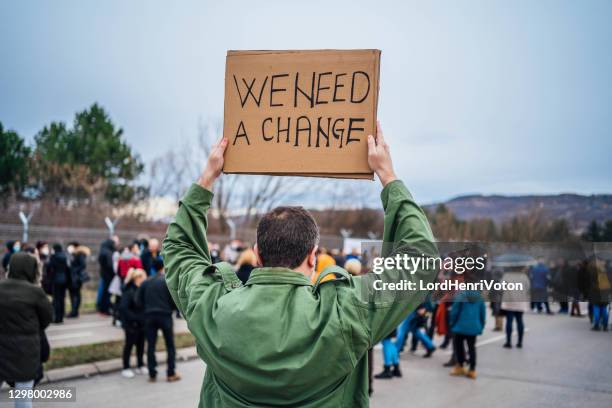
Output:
top-left (449, 290), bottom-right (486, 379)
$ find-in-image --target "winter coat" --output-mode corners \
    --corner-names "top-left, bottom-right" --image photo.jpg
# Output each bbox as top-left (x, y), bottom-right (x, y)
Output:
top-left (163, 181), bottom-right (437, 408)
top-left (449, 290), bottom-right (486, 336)
top-left (0, 253), bottom-right (53, 382)
top-left (70, 246), bottom-right (91, 289)
top-left (48, 251), bottom-right (70, 285)
top-left (119, 283), bottom-right (145, 328)
top-left (529, 263), bottom-right (549, 290)
top-left (141, 249), bottom-right (161, 276)
top-left (137, 274), bottom-right (176, 316)
top-left (501, 270), bottom-right (531, 312)
top-left (117, 252), bottom-right (143, 279)
top-left (435, 302), bottom-right (449, 335)
top-left (98, 240), bottom-right (116, 282)
top-left (587, 258), bottom-right (611, 303)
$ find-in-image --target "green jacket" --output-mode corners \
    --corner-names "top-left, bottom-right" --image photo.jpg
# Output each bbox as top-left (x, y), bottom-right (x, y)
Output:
top-left (163, 180), bottom-right (437, 407)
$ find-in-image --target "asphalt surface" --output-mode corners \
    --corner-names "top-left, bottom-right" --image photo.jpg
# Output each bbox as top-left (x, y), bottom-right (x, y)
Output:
top-left (46, 313), bottom-right (189, 348)
top-left (4, 308), bottom-right (612, 408)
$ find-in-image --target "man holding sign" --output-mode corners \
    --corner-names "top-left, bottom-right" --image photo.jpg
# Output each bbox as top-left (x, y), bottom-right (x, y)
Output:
top-left (163, 121), bottom-right (438, 407)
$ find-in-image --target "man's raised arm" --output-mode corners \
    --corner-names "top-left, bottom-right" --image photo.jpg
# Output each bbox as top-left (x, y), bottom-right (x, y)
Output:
top-left (355, 122), bottom-right (438, 345)
top-left (162, 138), bottom-right (228, 320)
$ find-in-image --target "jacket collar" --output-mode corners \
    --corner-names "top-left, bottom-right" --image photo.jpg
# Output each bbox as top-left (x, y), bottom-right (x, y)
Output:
top-left (245, 267), bottom-right (312, 287)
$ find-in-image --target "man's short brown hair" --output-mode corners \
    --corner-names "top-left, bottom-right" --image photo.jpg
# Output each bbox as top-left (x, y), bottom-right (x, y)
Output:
top-left (256, 206), bottom-right (319, 269)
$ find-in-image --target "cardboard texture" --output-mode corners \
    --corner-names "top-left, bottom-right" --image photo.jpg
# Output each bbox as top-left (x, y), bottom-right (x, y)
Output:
top-left (223, 49), bottom-right (380, 179)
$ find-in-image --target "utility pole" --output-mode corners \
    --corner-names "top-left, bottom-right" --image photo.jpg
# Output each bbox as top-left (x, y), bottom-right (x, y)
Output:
top-left (18, 211), bottom-right (34, 243)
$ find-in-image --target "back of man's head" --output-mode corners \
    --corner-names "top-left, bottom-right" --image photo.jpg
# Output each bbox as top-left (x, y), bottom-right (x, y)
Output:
top-left (256, 206), bottom-right (319, 269)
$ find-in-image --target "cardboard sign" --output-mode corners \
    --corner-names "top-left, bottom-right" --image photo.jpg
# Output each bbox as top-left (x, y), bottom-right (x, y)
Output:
top-left (222, 49), bottom-right (380, 179)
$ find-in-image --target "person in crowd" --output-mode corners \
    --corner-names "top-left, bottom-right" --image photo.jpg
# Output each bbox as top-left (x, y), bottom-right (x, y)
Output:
top-left (438, 299), bottom-right (457, 367)
top-left (141, 238), bottom-right (162, 276)
top-left (223, 239), bottom-right (244, 264)
top-left (488, 265), bottom-right (505, 331)
top-left (346, 247), bottom-right (361, 262)
top-left (36, 241), bottom-right (50, 274)
top-left (139, 239), bottom-right (151, 274)
top-left (344, 258), bottom-right (362, 276)
top-left (138, 258), bottom-right (181, 383)
top-left (331, 248), bottom-right (346, 268)
top-left (2, 240), bottom-right (20, 279)
top-left (434, 266), bottom-right (461, 366)
top-left (39, 242), bottom-right (54, 296)
top-left (119, 268), bottom-right (148, 378)
top-left (551, 258), bottom-right (570, 314)
top-left (501, 266), bottom-right (531, 348)
top-left (162, 125), bottom-right (438, 407)
top-left (0, 253), bottom-right (53, 407)
top-left (67, 242), bottom-right (90, 318)
top-left (47, 243), bottom-right (70, 324)
top-left (587, 257), bottom-right (610, 331)
top-left (235, 248), bottom-right (257, 284)
top-left (97, 237), bottom-right (118, 315)
top-left (529, 260), bottom-right (552, 314)
top-left (448, 289), bottom-right (486, 380)
top-left (406, 304), bottom-right (436, 357)
top-left (118, 241), bottom-right (144, 279)
top-left (5, 246), bottom-right (51, 389)
top-left (310, 247), bottom-right (336, 284)
top-left (568, 259), bottom-right (583, 317)
top-left (374, 330), bottom-right (401, 380)
top-left (209, 243), bottom-right (222, 264)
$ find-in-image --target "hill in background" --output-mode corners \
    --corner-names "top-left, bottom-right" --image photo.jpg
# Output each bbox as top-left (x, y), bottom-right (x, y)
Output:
top-left (424, 194), bottom-right (612, 232)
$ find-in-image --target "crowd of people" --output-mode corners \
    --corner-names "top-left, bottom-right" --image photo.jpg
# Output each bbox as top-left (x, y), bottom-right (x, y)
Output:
top-left (92, 236), bottom-right (180, 382)
top-left (0, 234), bottom-right (611, 404)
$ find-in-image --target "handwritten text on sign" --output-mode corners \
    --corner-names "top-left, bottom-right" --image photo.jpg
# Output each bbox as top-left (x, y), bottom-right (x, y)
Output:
top-left (232, 70), bottom-right (371, 148)
top-left (223, 50), bottom-right (380, 177)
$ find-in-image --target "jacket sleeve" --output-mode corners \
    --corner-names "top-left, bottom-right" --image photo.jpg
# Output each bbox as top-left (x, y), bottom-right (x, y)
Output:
top-left (353, 180), bottom-right (438, 346)
top-left (162, 183), bottom-right (220, 320)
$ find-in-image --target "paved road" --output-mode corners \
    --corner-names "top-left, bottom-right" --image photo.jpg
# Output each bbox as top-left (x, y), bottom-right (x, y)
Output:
top-left (46, 313), bottom-right (189, 348)
top-left (7, 310), bottom-right (612, 408)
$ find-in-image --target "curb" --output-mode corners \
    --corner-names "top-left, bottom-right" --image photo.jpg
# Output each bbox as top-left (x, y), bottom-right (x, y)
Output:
top-left (22, 346), bottom-right (199, 386)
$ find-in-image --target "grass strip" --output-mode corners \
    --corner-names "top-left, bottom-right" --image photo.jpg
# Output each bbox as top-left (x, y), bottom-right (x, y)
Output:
top-left (45, 332), bottom-right (196, 370)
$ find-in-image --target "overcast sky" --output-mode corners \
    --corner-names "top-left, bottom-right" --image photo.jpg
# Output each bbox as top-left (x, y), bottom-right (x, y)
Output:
top-left (1, 0), bottom-right (610, 204)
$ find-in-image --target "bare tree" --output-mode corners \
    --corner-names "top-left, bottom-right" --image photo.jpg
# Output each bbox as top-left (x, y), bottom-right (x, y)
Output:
top-left (148, 119), bottom-right (310, 232)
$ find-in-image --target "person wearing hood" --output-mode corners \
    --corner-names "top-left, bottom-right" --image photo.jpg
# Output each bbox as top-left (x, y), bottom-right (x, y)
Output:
top-left (2, 240), bottom-right (20, 279)
top-left (448, 290), bottom-right (486, 380)
top-left (67, 242), bottom-right (91, 318)
top-left (97, 238), bottom-right (118, 315)
top-left (0, 253), bottom-right (53, 405)
top-left (47, 243), bottom-right (71, 324)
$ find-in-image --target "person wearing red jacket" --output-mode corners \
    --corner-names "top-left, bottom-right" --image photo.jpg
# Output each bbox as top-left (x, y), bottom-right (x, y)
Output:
top-left (118, 241), bottom-right (143, 279)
